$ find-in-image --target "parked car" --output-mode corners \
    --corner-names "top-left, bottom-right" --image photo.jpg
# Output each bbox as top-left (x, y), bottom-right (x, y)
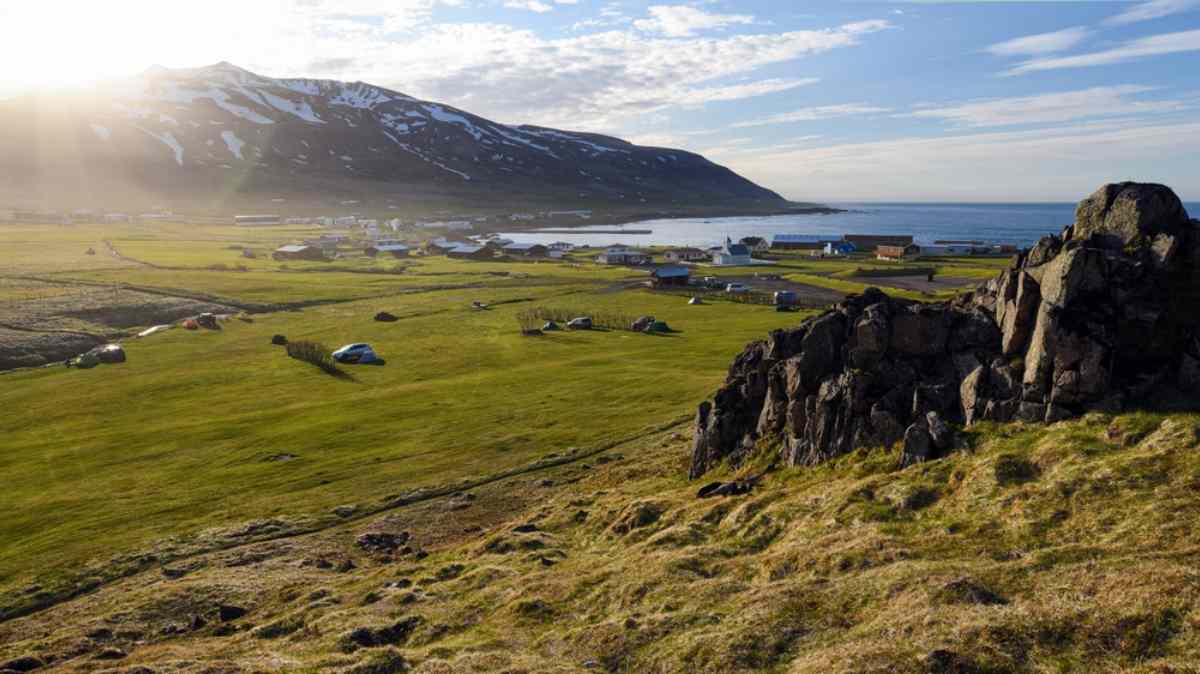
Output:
top-left (332, 343), bottom-right (378, 364)
top-left (702, 276), bottom-right (722, 289)
top-left (725, 283), bottom-right (750, 293)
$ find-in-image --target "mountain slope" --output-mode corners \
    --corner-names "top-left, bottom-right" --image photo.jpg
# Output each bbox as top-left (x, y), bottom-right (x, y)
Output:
top-left (0, 63), bottom-right (784, 212)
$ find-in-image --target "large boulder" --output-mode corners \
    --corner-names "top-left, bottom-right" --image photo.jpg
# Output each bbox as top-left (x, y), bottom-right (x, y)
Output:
top-left (1073, 182), bottom-right (1191, 249)
top-left (688, 182), bottom-right (1200, 480)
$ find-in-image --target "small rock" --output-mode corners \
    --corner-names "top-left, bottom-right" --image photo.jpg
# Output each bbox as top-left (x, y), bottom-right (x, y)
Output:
top-left (217, 605), bottom-right (247, 622)
top-left (357, 531), bottom-right (410, 553)
top-left (160, 567), bottom-right (186, 580)
top-left (333, 505), bottom-right (358, 518)
top-left (190, 615), bottom-right (207, 631)
top-left (271, 334), bottom-right (288, 345)
top-left (374, 311), bottom-right (398, 322)
top-left (512, 523), bottom-right (539, 533)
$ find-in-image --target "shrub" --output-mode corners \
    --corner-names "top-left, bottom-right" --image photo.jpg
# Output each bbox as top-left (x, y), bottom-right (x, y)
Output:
top-left (286, 340), bottom-right (342, 376)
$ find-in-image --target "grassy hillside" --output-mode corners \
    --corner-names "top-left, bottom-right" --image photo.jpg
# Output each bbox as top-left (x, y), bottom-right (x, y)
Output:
top-left (1, 411), bottom-right (1198, 673)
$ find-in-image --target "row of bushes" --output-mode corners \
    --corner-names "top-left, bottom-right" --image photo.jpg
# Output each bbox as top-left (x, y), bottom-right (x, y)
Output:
top-left (286, 340), bottom-right (343, 376)
top-left (515, 307), bottom-right (639, 332)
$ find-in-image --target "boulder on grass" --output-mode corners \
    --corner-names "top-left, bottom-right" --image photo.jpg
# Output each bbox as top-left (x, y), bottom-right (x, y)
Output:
top-left (271, 334), bottom-right (288, 346)
top-left (374, 311), bottom-right (398, 322)
top-left (194, 313), bottom-right (219, 330)
top-left (567, 317), bottom-right (593, 330)
top-left (632, 315), bottom-right (656, 332)
top-left (644, 320), bottom-right (670, 334)
top-left (688, 297), bottom-right (704, 305)
top-left (90, 344), bottom-right (126, 364)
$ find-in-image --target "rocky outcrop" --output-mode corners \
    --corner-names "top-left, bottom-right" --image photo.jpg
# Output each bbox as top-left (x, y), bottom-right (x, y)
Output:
top-left (690, 183), bottom-right (1200, 479)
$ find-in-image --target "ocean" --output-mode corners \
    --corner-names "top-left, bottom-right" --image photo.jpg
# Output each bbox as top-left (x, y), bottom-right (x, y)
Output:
top-left (499, 202), bottom-right (1200, 249)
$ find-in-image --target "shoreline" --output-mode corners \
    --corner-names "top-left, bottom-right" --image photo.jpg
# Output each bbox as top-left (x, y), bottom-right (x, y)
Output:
top-left (490, 203), bottom-right (845, 234)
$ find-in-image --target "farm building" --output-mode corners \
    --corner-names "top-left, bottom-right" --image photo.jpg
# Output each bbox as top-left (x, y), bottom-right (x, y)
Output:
top-left (447, 244), bottom-right (494, 260)
top-left (502, 242), bottom-right (549, 258)
top-left (739, 237), bottom-right (771, 253)
top-left (664, 248), bottom-right (708, 262)
top-left (847, 234), bottom-right (914, 251)
top-left (596, 250), bottom-right (653, 265)
top-left (712, 238), bottom-right (753, 266)
top-left (235, 214), bottom-right (282, 226)
top-left (365, 243), bottom-right (410, 258)
top-left (876, 244), bottom-right (922, 261)
top-left (547, 241), bottom-right (575, 252)
top-left (272, 244), bottom-right (326, 261)
top-left (650, 265), bottom-right (691, 287)
top-left (771, 234), bottom-right (828, 250)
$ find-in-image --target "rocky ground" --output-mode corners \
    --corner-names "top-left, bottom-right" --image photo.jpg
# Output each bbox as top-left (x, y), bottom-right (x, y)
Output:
top-left (0, 279), bottom-right (240, 370)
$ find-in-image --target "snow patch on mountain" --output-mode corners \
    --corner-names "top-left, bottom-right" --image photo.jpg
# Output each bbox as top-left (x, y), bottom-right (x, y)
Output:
top-left (221, 130), bottom-right (245, 160)
top-left (136, 126), bottom-right (184, 165)
top-left (260, 91), bottom-right (324, 124)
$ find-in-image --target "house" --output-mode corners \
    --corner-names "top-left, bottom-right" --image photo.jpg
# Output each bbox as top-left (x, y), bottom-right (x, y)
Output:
top-left (739, 236), bottom-right (771, 254)
top-left (447, 244), bottom-right (494, 260)
top-left (771, 234), bottom-right (827, 250)
top-left (547, 241), bottom-right (575, 252)
top-left (712, 238), bottom-right (753, 266)
top-left (272, 244), bottom-right (326, 261)
top-left (502, 242), bottom-right (549, 258)
top-left (365, 242), bottom-right (410, 258)
top-left (846, 234), bottom-right (914, 251)
top-left (650, 265), bottom-right (690, 287)
top-left (422, 240), bottom-right (458, 255)
top-left (234, 214), bottom-right (282, 226)
top-left (596, 250), bottom-right (653, 265)
top-left (417, 220), bottom-right (473, 231)
top-left (664, 247), bottom-right (708, 263)
top-left (823, 241), bottom-right (856, 256)
top-left (876, 244), bottom-right (922, 261)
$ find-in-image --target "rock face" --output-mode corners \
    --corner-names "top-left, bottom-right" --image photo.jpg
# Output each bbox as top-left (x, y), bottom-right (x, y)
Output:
top-left (690, 183), bottom-right (1200, 479)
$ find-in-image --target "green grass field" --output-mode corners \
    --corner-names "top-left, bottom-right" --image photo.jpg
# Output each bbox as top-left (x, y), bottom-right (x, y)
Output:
top-left (0, 222), bottom-right (1004, 619)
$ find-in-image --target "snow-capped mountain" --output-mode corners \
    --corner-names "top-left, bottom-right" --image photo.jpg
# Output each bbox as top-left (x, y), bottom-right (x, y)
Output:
top-left (0, 63), bottom-right (783, 211)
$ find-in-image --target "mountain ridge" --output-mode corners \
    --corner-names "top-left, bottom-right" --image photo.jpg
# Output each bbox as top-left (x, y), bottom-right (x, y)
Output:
top-left (0, 62), bottom-right (785, 213)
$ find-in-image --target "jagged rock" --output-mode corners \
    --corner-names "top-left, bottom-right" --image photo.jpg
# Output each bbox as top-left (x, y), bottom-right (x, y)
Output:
top-left (689, 183), bottom-right (1200, 479)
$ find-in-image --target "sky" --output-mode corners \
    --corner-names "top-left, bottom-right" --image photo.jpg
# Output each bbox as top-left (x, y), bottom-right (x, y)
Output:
top-left (0, 0), bottom-right (1198, 202)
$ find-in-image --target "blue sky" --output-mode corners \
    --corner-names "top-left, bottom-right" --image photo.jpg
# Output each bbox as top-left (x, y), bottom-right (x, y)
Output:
top-left (1, 0), bottom-right (1198, 201)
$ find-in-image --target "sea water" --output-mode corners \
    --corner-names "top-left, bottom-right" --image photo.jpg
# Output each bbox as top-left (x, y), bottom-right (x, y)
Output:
top-left (500, 202), bottom-right (1200, 249)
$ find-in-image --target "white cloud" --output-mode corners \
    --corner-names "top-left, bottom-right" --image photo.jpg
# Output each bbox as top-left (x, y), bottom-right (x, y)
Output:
top-left (360, 19), bottom-right (891, 129)
top-left (1005, 29), bottom-right (1200, 75)
top-left (907, 85), bottom-right (1188, 127)
top-left (731, 103), bottom-right (891, 128)
top-left (725, 120), bottom-right (1200, 201)
top-left (1105, 0), bottom-right (1200, 25)
top-left (633, 5), bottom-right (755, 38)
top-left (985, 26), bottom-right (1090, 57)
top-left (504, 0), bottom-right (553, 12)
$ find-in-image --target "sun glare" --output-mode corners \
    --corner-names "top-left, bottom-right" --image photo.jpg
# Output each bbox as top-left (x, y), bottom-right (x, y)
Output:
top-left (0, 1), bottom-right (294, 92)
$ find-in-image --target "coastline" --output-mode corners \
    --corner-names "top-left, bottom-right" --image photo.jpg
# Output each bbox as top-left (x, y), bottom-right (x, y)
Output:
top-left (490, 203), bottom-right (845, 234)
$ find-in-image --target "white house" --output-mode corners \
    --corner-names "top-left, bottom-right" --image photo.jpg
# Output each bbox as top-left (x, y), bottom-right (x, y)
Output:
top-left (712, 238), bottom-right (753, 266)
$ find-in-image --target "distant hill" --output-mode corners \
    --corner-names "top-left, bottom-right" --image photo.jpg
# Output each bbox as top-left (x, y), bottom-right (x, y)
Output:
top-left (0, 62), bottom-right (785, 213)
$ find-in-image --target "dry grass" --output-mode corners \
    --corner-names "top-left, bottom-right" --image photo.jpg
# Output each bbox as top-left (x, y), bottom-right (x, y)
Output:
top-left (2, 412), bottom-right (1200, 673)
